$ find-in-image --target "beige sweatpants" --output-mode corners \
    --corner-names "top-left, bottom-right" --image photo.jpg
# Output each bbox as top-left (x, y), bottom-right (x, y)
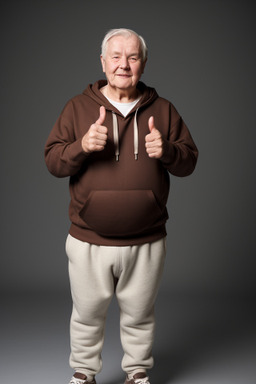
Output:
top-left (66, 234), bottom-right (166, 378)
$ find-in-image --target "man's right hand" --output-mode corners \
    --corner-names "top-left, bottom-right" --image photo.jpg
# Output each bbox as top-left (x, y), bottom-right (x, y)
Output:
top-left (82, 106), bottom-right (108, 153)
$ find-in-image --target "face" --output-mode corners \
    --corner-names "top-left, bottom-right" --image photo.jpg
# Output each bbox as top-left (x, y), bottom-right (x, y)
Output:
top-left (101, 35), bottom-right (146, 94)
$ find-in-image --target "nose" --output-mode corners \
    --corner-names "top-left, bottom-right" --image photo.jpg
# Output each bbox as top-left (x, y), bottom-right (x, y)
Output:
top-left (119, 57), bottom-right (130, 69)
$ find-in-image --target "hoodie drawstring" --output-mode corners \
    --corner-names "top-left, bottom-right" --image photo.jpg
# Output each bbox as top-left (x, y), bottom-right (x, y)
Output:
top-left (111, 109), bottom-right (139, 161)
top-left (134, 109), bottom-right (139, 160)
top-left (112, 112), bottom-right (119, 161)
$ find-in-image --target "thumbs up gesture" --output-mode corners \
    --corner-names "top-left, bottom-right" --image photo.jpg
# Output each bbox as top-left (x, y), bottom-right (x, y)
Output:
top-left (82, 106), bottom-right (108, 153)
top-left (145, 116), bottom-right (164, 159)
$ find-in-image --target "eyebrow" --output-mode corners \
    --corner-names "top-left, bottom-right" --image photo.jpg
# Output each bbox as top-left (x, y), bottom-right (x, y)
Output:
top-left (111, 51), bottom-right (140, 57)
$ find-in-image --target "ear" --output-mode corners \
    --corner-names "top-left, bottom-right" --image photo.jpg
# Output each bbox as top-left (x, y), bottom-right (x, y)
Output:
top-left (141, 57), bottom-right (147, 74)
top-left (100, 55), bottom-right (106, 73)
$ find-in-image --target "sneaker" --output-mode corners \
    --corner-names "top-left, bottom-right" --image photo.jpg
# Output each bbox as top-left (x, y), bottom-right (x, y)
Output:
top-left (125, 372), bottom-right (150, 384)
top-left (69, 372), bottom-right (96, 384)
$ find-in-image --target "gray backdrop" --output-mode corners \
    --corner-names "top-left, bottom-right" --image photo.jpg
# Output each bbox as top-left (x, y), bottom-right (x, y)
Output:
top-left (1, 0), bottom-right (255, 298)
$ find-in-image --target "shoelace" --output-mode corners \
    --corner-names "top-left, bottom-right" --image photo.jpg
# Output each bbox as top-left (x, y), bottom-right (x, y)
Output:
top-left (70, 378), bottom-right (86, 384)
top-left (134, 377), bottom-right (150, 384)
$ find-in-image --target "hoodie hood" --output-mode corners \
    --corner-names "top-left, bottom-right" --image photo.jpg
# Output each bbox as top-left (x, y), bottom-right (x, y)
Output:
top-left (82, 80), bottom-right (159, 160)
top-left (83, 80), bottom-right (159, 113)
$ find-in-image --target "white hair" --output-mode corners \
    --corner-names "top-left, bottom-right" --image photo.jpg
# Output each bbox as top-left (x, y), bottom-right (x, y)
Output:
top-left (101, 28), bottom-right (148, 62)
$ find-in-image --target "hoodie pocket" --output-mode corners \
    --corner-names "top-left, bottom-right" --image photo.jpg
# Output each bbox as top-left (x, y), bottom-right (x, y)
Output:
top-left (79, 190), bottom-right (166, 237)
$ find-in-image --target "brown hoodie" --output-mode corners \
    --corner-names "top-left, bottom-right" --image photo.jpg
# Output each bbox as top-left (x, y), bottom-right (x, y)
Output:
top-left (45, 80), bottom-right (198, 246)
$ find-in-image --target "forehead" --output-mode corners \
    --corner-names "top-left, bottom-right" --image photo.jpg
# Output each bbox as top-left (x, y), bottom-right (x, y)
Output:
top-left (106, 35), bottom-right (141, 54)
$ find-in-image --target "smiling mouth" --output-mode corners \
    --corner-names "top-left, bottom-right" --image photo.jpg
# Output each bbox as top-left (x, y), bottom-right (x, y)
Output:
top-left (117, 74), bottom-right (131, 77)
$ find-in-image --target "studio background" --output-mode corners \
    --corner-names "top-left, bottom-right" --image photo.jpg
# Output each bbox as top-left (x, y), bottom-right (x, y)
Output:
top-left (1, 1), bottom-right (256, 383)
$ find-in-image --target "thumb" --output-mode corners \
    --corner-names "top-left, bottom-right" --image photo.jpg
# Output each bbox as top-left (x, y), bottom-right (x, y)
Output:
top-left (148, 116), bottom-right (155, 133)
top-left (96, 106), bottom-right (106, 125)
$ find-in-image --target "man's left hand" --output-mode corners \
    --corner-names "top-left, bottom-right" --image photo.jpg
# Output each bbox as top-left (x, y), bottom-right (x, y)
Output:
top-left (145, 116), bottom-right (164, 159)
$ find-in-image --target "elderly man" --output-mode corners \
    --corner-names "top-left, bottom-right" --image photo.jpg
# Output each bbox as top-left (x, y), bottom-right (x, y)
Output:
top-left (45, 28), bottom-right (198, 384)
